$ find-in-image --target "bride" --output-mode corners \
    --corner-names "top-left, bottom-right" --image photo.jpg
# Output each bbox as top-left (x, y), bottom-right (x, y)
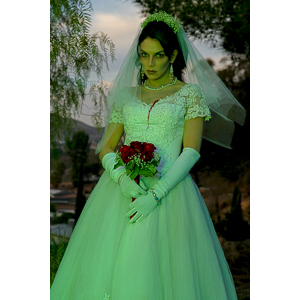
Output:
top-left (51, 12), bottom-right (245, 300)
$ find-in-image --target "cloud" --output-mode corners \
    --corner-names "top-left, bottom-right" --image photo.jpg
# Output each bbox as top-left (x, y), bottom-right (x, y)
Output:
top-left (90, 12), bottom-right (143, 55)
top-left (88, 10), bottom-right (144, 84)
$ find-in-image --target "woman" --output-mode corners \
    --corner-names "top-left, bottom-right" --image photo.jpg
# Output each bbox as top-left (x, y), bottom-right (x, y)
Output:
top-left (51, 12), bottom-right (245, 300)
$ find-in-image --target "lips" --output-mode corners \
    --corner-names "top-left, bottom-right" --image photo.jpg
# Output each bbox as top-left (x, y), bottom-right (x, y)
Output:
top-left (147, 70), bottom-right (157, 74)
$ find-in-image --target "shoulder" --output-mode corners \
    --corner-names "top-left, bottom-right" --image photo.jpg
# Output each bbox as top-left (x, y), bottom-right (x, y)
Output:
top-left (179, 83), bottom-right (204, 98)
top-left (187, 83), bottom-right (204, 94)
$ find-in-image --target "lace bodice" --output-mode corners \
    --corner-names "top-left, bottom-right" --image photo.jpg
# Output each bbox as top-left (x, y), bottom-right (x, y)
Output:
top-left (109, 83), bottom-right (211, 176)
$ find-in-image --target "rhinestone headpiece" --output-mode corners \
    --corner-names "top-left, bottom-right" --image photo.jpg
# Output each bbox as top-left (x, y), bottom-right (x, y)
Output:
top-left (141, 12), bottom-right (181, 34)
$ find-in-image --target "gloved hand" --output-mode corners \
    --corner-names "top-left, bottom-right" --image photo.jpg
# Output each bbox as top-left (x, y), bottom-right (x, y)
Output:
top-left (102, 152), bottom-right (147, 198)
top-left (127, 147), bottom-right (200, 223)
top-left (119, 175), bottom-right (147, 198)
top-left (126, 192), bottom-right (158, 223)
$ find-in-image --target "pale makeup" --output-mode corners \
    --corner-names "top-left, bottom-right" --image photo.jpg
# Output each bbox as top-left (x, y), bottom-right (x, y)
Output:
top-left (140, 37), bottom-right (177, 87)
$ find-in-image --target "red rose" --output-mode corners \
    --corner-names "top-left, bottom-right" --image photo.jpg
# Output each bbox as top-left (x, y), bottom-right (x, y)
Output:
top-left (144, 143), bottom-right (156, 153)
top-left (140, 150), bottom-right (154, 162)
top-left (130, 141), bottom-right (144, 152)
top-left (120, 145), bottom-right (135, 163)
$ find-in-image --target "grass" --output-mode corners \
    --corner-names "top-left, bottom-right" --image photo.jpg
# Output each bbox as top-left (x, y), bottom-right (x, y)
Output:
top-left (50, 234), bottom-right (69, 287)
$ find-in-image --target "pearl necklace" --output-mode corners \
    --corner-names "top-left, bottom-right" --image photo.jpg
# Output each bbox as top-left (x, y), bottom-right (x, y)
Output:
top-left (144, 77), bottom-right (177, 91)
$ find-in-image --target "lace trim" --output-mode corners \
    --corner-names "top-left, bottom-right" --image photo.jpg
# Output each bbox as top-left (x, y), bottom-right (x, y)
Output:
top-left (109, 106), bottom-right (123, 124)
top-left (109, 83), bottom-right (211, 124)
top-left (185, 103), bottom-right (211, 120)
top-left (109, 83), bottom-right (211, 175)
top-left (184, 85), bottom-right (211, 121)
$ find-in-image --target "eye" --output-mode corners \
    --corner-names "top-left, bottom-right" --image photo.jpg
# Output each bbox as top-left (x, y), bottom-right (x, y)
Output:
top-left (141, 52), bottom-right (148, 57)
top-left (157, 54), bottom-right (164, 58)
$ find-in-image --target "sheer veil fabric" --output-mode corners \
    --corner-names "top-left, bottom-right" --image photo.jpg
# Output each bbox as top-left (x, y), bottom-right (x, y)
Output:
top-left (95, 24), bottom-right (246, 155)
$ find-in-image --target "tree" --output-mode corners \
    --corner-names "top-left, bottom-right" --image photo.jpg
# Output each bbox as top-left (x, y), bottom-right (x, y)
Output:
top-left (50, 0), bottom-right (115, 147)
top-left (50, 161), bottom-right (66, 188)
top-left (65, 130), bottom-right (90, 223)
top-left (224, 186), bottom-right (249, 240)
top-left (198, 56), bottom-right (250, 181)
top-left (131, 0), bottom-right (250, 57)
top-left (83, 162), bottom-right (101, 181)
top-left (213, 185), bottom-right (249, 240)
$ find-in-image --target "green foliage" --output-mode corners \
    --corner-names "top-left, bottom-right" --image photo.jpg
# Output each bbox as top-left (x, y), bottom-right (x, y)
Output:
top-left (52, 212), bottom-right (75, 225)
top-left (50, 161), bottom-right (66, 188)
top-left (50, 203), bottom-right (57, 213)
top-left (131, 0), bottom-right (250, 56)
top-left (65, 130), bottom-right (90, 186)
top-left (139, 164), bottom-right (156, 177)
top-left (65, 130), bottom-right (90, 222)
top-left (50, 236), bottom-right (69, 286)
top-left (197, 56), bottom-right (249, 181)
top-left (84, 162), bottom-right (101, 179)
top-left (131, 165), bottom-right (139, 179)
top-left (120, 159), bottom-right (159, 179)
top-left (50, 0), bottom-right (115, 146)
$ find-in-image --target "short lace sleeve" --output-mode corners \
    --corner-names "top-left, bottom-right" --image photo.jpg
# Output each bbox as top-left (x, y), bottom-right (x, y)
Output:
top-left (184, 84), bottom-right (211, 121)
top-left (109, 90), bottom-right (125, 124)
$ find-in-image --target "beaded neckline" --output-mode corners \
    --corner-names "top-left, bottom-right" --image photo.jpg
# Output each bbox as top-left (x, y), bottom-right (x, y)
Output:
top-left (144, 77), bottom-right (177, 91)
top-left (132, 83), bottom-right (189, 106)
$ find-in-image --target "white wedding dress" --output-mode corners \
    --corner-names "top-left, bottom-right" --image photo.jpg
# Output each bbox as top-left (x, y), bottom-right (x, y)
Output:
top-left (50, 83), bottom-right (238, 300)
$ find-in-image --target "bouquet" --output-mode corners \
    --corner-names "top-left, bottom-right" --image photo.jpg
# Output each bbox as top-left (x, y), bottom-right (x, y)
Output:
top-left (114, 141), bottom-right (160, 202)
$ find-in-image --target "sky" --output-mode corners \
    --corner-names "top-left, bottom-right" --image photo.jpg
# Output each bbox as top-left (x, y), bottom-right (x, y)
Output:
top-left (79, 0), bottom-right (227, 126)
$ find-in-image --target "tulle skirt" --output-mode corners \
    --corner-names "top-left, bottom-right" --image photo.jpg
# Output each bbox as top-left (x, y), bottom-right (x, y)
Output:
top-left (50, 172), bottom-right (238, 300)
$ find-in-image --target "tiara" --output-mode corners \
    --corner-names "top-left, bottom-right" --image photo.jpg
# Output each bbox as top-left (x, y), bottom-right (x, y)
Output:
top-left (141, 12), bottom-right (181, 34)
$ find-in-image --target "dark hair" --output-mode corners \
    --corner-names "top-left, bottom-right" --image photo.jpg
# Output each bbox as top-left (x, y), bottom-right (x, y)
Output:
top-left (137, 21), bottom-right (186, 83)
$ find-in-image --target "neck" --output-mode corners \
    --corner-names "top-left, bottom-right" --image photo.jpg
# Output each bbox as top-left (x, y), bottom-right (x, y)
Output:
top-left (146, 74), bottom-right (173, 88)
top-left (144, 77), bottom-right (177, 91)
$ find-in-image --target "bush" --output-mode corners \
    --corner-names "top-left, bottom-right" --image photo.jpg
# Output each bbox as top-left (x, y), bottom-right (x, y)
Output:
top-left (50, 235), bottom-right (69, 286)
top-left (50, 203), bottom-right (56, 213)
top-left (51, 212), bottom-right (75, 225)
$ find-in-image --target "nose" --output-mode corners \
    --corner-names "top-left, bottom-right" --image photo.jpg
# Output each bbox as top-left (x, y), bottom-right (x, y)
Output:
top-left (148, 56), bottom-right (155, 67)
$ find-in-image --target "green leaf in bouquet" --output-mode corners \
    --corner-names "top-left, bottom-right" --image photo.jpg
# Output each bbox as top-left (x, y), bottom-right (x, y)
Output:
top-left (153, 159), bottom-right (160, 167)
top-left (126, 160), bottom-right (134, 170)
top-left (114, 160), bottom-right (123, 169)
top-left (148, 163), bottom-right (157, 174)
top-left (130, 165), bottom-right (140, 179)
top-left (139, 169), bottom-right (154, 177)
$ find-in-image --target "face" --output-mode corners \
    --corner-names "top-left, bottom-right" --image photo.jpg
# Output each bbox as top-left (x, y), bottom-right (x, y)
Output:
top-left (139, 37), bottom-right (177, 82)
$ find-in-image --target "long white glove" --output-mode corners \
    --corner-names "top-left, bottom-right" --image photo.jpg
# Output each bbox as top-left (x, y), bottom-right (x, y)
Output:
top-left (127, 147), bottom-right (200, 223)
top-left (102, 152), bottom-right (147, 198)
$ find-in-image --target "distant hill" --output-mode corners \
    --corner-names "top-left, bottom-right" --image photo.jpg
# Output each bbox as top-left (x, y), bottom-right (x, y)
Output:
top-left (51, 119), bottom-right (104, 152)
top-left (75, 120), bottom-right (104, 144)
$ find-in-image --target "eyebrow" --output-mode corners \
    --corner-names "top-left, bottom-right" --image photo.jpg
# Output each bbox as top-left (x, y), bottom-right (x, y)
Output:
top-left (140, 49), bottom-right (165, 55)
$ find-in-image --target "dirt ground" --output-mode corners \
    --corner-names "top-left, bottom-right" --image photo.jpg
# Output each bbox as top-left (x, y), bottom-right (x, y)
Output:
top-left (194, 170), bottom-right (250, 299)
top-left (218, 238), bottom-right (250, 299)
